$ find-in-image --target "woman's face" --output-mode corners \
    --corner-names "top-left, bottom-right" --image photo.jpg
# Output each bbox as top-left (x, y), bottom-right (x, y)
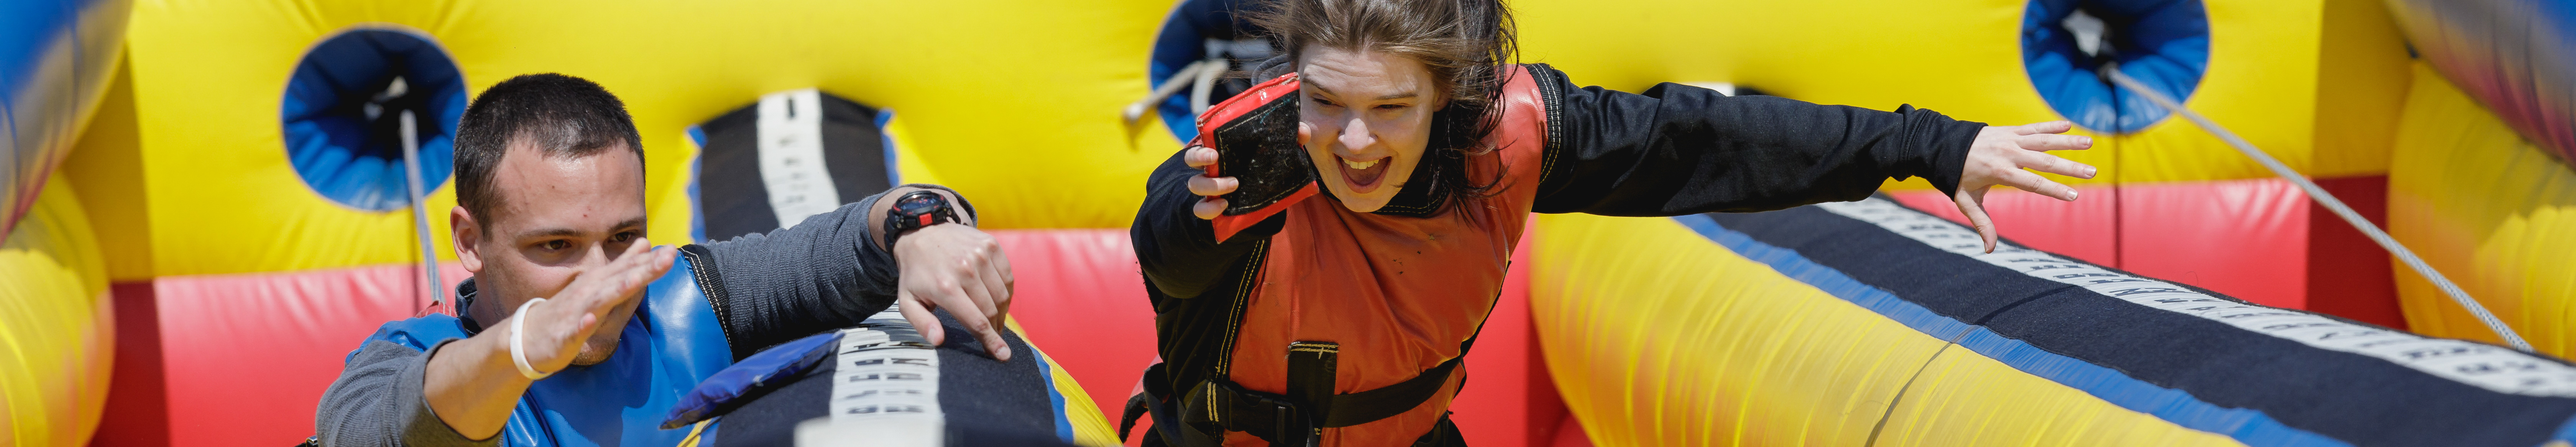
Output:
top-left (1298, 46), bottom-right (1445, 212)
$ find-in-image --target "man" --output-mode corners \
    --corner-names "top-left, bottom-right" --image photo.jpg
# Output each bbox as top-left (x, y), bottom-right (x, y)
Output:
top-left (315, 73), bottom-right (1015, 446)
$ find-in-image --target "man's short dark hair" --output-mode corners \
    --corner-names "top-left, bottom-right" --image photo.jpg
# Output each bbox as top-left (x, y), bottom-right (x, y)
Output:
top-left (452, 73), bottom-right (646, 230)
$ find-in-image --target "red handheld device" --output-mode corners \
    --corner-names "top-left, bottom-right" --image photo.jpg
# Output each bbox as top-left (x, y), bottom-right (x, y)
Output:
top-left (1194, 73), bottom-right (1319, 242)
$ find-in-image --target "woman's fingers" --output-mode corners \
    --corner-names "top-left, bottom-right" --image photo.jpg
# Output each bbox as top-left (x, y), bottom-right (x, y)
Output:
top-left (1192, 197), bottom-right (1228, 220)
top-left (2017, 133), bottom-right (2094, 152)
top-left (1996, 168), bottom-right (2078, 201)
top-left (1951, 187), bottom-right (2001, 254)
top-left (1188, 175), bottom-right (1239, 197)
top-left (2015, 120), bottom-right (2075, 136)
top-left (2014, 150), bottom-right (2098, 179)
top-left (1184, 146), bottom-right (1218, 168)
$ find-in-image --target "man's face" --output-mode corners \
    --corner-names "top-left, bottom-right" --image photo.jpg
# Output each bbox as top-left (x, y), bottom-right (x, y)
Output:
top-left (454, 141), bottom-right (648, 366)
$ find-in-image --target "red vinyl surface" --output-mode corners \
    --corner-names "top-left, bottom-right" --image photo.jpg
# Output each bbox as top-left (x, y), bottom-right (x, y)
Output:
top-left (95, 230), bottom-right (1579, 446)
top-left (986, 229), bottom-right (1160, 423)
top-left (1886, 177), bottom-right (2400, 328)
top-left (97, 264), bottom-right (464, 447)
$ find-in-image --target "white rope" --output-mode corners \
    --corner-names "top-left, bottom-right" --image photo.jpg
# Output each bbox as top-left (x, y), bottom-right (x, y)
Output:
top-left (2101, 69), bottom-right (2532, 351)
top-left (1122, 59), bottom-right (1217, 126)
top-left (399, 108), bottom-right (446, 309)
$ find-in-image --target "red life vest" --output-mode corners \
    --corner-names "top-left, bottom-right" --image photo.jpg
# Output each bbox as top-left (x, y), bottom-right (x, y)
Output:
top-left (1135, 64), bottom-right (1553, 447)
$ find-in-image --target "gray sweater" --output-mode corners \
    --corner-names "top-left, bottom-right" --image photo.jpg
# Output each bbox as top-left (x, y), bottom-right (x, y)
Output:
top-left (312, 187), bottom-right (967, 446)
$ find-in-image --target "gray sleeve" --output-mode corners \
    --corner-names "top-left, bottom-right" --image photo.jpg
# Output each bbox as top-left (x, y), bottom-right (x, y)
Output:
top-left (700, 184), bottom-right (977, 359)
top-left (315, 339), bottom-right (499, 447)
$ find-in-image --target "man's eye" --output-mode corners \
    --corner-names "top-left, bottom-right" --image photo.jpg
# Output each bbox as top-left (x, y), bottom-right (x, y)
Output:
top-left (612, 232), bottom-right (636, 243)
top-left (1311, 97), bottom-right (1339, 107)
top-left (543, 241), bottom-right (570, 251)
top-left (1375, 104), bottom-right (1406, 110)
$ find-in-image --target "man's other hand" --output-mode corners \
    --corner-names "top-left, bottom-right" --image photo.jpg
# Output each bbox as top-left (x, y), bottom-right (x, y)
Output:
top-left (891, 224), bottom-right (1016, 361)
top-left (1954, 121), bottom-right (2097, 253)
top-left (511, 240), bottom-right (675, 374)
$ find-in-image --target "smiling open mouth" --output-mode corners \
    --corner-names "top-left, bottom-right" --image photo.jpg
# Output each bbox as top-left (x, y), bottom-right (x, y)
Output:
top-left (1337, 155), bottom-right (1391, 193)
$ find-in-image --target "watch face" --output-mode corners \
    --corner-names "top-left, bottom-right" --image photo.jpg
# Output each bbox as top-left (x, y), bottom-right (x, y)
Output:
top-left (896, 192), bottom-right (944, 215)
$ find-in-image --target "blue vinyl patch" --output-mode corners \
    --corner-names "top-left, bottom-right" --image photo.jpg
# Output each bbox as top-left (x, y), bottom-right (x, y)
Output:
top-left (2021, 0), bottom-right (2209, 134)
top-left (281, 28), bottom-right (468, 211)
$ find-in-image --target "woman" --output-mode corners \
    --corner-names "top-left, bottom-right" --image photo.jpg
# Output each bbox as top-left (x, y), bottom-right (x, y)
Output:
top-left (1127, 0), bottom-right (2094, 445)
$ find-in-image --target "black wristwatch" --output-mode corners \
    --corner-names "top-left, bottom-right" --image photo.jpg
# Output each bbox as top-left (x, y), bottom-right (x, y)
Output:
top-left (883, 190), bottom-right (963, 249)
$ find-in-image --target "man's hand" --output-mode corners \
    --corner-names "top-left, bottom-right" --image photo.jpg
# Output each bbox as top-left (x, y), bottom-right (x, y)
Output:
top-left (508, 239), bottom-right (675, 373)
top-left (891, 224), bottom-right (1016, 361)
top-left (1955, 121), bottom-right (2098, 253)
top-left (424, 239), bottom-right (673, 440)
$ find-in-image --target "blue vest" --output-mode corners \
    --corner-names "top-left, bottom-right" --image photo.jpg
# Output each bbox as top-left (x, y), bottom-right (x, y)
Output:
top-left (352, 257), bottom-right (734, 447)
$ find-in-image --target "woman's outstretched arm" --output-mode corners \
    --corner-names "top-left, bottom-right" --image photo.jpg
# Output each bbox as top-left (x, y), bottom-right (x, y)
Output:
top-left (1523, 65), bottom-right (2091, 251)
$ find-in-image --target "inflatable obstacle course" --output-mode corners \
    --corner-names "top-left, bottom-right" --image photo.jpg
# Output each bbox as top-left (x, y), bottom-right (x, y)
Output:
top-left (18, 0), bottom-right (2576, 445)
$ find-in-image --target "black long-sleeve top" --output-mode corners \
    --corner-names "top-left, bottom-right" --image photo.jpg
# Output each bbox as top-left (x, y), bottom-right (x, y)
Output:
top-left (1136, 64), bottom-right (1981, 300)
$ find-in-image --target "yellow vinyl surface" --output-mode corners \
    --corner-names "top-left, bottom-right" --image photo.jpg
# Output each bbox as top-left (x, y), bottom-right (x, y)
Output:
top-left (1006, 319), bottom-right (1121, 447)
top-left (1526, 213), bottom-right (2241, 446)
top-left (1512, 0), bottom-right (2410, 190)
top-left (2386, 62), bottom-right (2576, 357)
top-left (0, 175), bottom-right (112, 447)
top-left (118, 0), bottom-right (1185, 277)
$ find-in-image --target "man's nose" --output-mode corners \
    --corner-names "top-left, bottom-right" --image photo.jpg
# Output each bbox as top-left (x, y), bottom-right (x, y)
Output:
top-left (586, 242), bottom-right (618, 267)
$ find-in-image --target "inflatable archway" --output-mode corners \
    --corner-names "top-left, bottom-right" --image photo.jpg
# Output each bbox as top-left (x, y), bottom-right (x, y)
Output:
top-left (1, 176), bottom-right (112, 447)
top-left (0, 0), bottom-right (128, 445)
top-left (2380, 0), bottom-right (2576, 361)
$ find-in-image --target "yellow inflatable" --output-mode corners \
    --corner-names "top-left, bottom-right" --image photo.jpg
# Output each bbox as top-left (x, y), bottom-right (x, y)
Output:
top-left (2386, 62), bottom-right (2576, 357)
top-left (1530, 213), bottom-right (2238, 446)
top-left (114, 0), bottom-right (1183, 282)
top-left (1514, 0), bottom-right (2410, 187)
top-left (0, 175), bottom-right (111, 447)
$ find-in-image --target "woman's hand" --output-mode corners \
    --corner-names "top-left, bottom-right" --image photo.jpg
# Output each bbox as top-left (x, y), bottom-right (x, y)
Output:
top-left (1184, 145), bottom-right (1239, 220)
top-left (1954, 121), bottom-right (2098, 253)
top-left (892, 223), bottom-right (1016, 361)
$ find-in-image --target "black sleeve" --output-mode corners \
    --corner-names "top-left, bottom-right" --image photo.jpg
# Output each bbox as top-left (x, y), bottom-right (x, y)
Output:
top-left (1130, 149), bottom-right (1286, 300)
top-left (698, 184), bottom-right (979, 358)
top-left (1526, 65), bottom-right (1986, 216)
top-left (314, 340), bottom-right (497, 447)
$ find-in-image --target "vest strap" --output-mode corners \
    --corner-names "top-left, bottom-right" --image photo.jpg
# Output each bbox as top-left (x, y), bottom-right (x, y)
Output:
top-left (1121, 355), bottom-right (1460, 446)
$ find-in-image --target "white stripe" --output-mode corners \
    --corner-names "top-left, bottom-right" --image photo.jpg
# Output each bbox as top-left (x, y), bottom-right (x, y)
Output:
top-left (1813, 198), bottom-right (2576, 397)
top-left (756, 88), bottom-right (841, 229)
top-left (808, 305), bottom-right (942, 445)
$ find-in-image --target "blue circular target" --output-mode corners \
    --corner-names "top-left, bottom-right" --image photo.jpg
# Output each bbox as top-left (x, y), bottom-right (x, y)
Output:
top-left (2022, 0), bottom-right (2210, 134)
top-left (281, 28), bottom-right (467, 211)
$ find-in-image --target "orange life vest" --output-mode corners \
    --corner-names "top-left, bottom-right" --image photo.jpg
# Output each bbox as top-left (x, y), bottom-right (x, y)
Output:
top-left (1152, 64), bottom-right (1552, 446)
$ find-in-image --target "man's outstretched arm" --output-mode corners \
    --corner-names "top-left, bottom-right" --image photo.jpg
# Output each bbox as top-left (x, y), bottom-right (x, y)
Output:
top-left (698, 185), bottom-right (1016, 361)
top-left (314, 242), bottom-right (675, 445)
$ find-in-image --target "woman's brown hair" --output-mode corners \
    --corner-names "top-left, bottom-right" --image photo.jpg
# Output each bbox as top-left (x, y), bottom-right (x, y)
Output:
top-left (1247, 0), bottom-right (1519, 214)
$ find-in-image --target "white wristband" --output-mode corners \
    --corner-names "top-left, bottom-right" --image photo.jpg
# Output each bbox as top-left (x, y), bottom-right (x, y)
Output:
top-left (509, 298), bottom-right (555, 380)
